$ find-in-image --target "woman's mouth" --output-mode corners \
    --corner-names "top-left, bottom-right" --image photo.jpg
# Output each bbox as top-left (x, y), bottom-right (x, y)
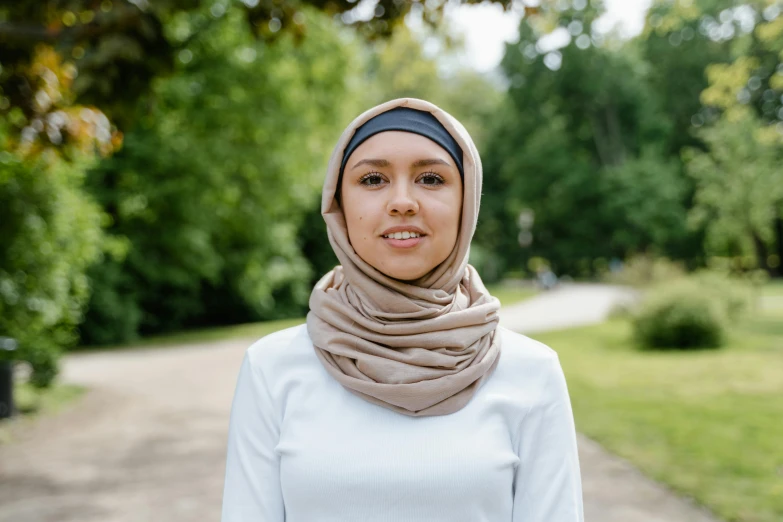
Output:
top-left (381, 230), bottom-right (424, 248)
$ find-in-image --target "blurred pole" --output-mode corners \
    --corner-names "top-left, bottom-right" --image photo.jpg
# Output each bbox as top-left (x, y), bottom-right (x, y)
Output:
top-left (0, 337), bottom-right (18, 419)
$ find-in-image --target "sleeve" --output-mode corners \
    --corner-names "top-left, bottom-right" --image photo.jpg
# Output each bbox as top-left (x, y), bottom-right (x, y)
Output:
top-left (221, 350), bottom-right (285, 522)
top-left (511, 355), bottom-right (584, 522)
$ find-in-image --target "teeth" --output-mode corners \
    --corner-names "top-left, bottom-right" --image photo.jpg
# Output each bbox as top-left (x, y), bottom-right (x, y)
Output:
top-left (384, 232), bottom-right (421, 239)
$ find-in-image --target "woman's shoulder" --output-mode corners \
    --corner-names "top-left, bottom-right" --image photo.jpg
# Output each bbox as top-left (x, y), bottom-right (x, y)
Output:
top-left (496, 326), bottom-right (559, 364)
top-left (245, 322), bottom-right (313, 371)
top-left (489, 326), bottom-right (565, 405)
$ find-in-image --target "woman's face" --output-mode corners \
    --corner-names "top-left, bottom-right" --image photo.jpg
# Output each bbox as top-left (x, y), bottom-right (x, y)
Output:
top-left (340, 131), bottom-right (463, 281)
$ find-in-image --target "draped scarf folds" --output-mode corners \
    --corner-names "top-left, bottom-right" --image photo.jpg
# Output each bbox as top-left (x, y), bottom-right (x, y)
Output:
top-left (306, 97), bottom-right (501, 417)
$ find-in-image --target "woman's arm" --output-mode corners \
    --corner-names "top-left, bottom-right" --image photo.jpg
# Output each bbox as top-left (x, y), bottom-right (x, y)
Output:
top-left (512, 355), bottom-right (584, 521)
top-left (221, 351), bottom-right (285, 521)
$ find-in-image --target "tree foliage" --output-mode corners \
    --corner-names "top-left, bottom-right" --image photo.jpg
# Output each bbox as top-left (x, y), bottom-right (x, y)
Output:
top-left (0, 127), bottom-right (104, 386)
top-left (0, 42), bottom-right (114, 385)
top-left (681, 0), bottom-right (783, 274)
top-left (478, 2), bottom-right (691, 276)
top-left (0, 0), bottom-right (516, 132)
top-left (80, 5), bottom-right (362, 343)
top-left (686, 109), bottom-right (782, 270)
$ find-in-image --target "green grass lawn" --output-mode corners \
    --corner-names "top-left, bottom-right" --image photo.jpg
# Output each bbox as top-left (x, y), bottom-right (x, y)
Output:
top-left (532, 298), bottom-right (783, 522)
top-left (12, 381), bottom-right (87, 415)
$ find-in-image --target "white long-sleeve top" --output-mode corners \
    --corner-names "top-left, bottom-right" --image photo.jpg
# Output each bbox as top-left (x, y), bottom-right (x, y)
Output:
top-left (221, 323), bottom-right (584, 522)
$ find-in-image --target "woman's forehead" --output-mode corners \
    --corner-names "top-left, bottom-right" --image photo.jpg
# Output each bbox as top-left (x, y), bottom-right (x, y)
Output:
top-left (347, 131), bottom-right (456, 166)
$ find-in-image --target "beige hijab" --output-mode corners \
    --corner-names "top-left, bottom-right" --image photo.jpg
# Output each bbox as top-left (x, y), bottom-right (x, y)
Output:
top-left (306, 97), bottom-right (501, 417)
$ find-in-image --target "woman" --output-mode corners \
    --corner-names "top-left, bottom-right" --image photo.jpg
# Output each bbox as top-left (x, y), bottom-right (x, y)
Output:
top-left (221, 98), bottom-right (584, 521)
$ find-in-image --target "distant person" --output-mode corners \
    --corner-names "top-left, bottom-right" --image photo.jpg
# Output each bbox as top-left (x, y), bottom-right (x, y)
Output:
top-left (536, 266), bottom-right (559, 290)
top-left (221, 98), bottom-right (584, 521)
top-left (609, 257), bottom-right (623, 274)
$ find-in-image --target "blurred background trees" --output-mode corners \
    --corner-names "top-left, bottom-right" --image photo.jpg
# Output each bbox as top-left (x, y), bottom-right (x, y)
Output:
top-left (1, 0), bottom-right (782, 384)
top-left (476, 0), bottom-right (782, 278)
top-left (80, 5), bottom-right (361, 345)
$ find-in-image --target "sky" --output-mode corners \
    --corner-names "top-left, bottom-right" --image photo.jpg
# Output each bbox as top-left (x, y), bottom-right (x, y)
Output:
top-left (446, 0), bottom-right (654, 72)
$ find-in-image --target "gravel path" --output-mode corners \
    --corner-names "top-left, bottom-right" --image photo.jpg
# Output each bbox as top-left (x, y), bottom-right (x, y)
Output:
top-left (0, 284), bottom-right (719, 522)
top-left (0, 339), bottom-right (246, 522)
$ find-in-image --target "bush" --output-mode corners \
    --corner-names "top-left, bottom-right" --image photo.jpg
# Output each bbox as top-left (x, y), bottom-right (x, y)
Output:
top-left (0, 146), bottom-right (104, 386)
top-left (689, 270), bottom-right (752, 321)
top-left (604, 254), bottom-right (686, 287)
top-left (632, 280), bottom-right (727, 349)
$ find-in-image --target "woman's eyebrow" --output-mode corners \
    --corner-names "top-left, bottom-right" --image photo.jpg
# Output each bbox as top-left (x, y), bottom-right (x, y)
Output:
top-left (411, 158), bottom-right (451, 168)
top-left (350, 158), bottom-right (451, 170)
top-left (351, 158), bottom-right (390, 169)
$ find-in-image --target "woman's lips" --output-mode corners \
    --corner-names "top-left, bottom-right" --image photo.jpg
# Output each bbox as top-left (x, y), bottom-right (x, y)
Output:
top-left (383, 236), bottom-right (424, 248)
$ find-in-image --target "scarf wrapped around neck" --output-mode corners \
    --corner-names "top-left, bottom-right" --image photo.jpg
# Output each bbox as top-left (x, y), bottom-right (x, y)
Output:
top-left (306, 98), bottom-right (501, 417)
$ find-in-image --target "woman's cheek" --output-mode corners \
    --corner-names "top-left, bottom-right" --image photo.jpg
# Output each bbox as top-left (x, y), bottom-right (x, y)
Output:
top-left (431, 200), bottom-right (459, 229)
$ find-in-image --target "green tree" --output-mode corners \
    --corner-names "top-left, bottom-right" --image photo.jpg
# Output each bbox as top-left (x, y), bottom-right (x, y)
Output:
top-left (683, 1), bottom-right (783, 274)
top-left (80, 5), bottom-right (362, 343)
top-left (359, 22), bottom-right (504, 149)
top-left (0, 0), bottom-right (516, 134)
top-left (479, 3), bottom-right (689, 276)
top-left (637, 0), bottom-right (736, 155)
top-left (685, 109), bottom-right (783, 273)
top-left (0, 45), bottom-right (112, 385)
top-left (0, 130), bottom-right (104, 386)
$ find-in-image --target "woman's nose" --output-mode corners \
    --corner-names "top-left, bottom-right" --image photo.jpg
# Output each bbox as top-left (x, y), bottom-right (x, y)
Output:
top-left (386, 181), bottom-right (419, 215)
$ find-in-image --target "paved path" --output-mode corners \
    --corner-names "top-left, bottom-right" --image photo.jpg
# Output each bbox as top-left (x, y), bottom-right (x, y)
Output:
top-left (760, 295), bottom-right (783, 310)
top-left (0, 284), bottom-right (719, 522)
top-left (499, 283), bottom-right (638, 334)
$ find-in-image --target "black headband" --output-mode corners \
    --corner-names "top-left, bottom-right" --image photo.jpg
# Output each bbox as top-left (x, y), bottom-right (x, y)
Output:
top-left (338, 107), bottom-right (464, 187)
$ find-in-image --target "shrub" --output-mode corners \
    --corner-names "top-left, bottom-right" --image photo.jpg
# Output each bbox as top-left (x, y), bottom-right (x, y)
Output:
top-left (689, 270), bottom-right (752, 321)
top-left (632, 280), bottom-right (728, 350)
top-left (0, 147), bottom-right (104, 386)
top-left (604, 254), bottom-right (686, 288)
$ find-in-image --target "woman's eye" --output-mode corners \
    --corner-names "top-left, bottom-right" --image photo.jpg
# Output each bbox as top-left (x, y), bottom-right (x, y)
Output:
top-left (359, 173), bottom-right (385, 186)
top-left (419, 172), bottom-right (445, 185)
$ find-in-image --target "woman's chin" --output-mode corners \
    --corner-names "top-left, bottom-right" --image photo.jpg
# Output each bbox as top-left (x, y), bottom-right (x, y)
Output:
top-left (370, 251), bottom-right (454, 282)
top-left (380, 265), bottom-right (434, 282)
